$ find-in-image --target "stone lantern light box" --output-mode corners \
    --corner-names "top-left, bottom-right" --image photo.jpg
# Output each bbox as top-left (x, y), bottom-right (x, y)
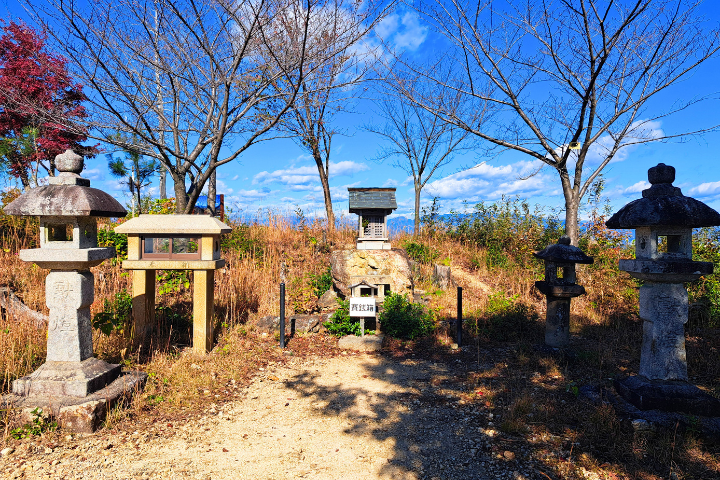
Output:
top-left (348, 188), bottom-right (397, 250)
top-left (114, 214), bottom-right (231, 354)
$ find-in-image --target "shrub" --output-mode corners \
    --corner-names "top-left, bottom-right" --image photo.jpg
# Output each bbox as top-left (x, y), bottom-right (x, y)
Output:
top-left (323, 299), bottom-right (362, 337)
top-left (309, 266), bottom-right (333, 299)
top-left (93, 290), bottom-right (133, 335)
top-left (379, 293), bottom-right (434, 340)
top-left (97, 226), bottom-right (128, 260)
top-left (221, 222), bottom-right (264, 258)
top-left (403, 240), bottom-right (439, 265)
top-left (689, 227), bottom-right (720, 327)
top-left (447, 196), bottom-right (563, 270)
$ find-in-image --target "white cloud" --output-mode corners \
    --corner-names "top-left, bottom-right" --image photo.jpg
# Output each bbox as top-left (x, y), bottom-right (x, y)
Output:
top-left (563, 119), bottom-right (665, 168)
top-left (252, 161), bottom-right (369, 189)
top-left (331, 160), bottom-right (369, 176)
top-left (424, 160), bottom-right (553, 201)
top-left (375, 15), bottom-right (399, 40)
top-left (394, 13), bottom-right (428, 50)
top-left (83, 168), bottom-right (104, 181)
top-left (622, 180), bottom-right (651, 195)
top-left (374, 11), bottom-right (427, 52)
top-left (689, 181), bottom-right (720, 198)
top-left (382, 178), bottom-right (399, 187)
top-left (103, 179), bottom-right (126, 192)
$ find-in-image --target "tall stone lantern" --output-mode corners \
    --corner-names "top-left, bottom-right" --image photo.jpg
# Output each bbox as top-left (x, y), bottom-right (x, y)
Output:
top-left (606, 163), bottom-right (720, 415)
top-left (4, 150), bottom-right (128, 400)
top-left (534, 236), bottom-right (593, 347)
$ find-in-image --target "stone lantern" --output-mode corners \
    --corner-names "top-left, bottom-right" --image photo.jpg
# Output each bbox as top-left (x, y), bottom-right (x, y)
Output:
top-left (3, 150), bottom-right (144, 431)
top-left (534, 236), bottom-right (593, 347)
top-left (606, 163), bottom-right (720, 415)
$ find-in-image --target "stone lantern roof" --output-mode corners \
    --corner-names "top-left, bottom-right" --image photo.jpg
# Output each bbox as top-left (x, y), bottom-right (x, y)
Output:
top-left (534, 236), bottom-right (593, 264)
top-left (606, 163), bottom-right (720, 229)
top-left (3, 150), bottom-right (126, 218)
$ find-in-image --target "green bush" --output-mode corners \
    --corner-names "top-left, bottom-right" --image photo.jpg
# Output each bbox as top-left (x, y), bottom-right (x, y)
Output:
top-left (97, 226), bottom-right (128, 260)
top-left (309, 266), bottom-right (333, 299)
top-left (379, 293), bottom-right (434, 340)
top-left (403, 240), bottom-right (439, 265)
top-left (221, 222), bottom-right (264, 258)
top-left (689, 227), bottom-right (720, 327)
top-left (92, 291), bottom-right (133, 336)
top-left (157, 270), bottom-right (190, 295)
top-left (447, 196), bottom-right (563, 270)
top-left (323, 299), bottom-right (362, 337)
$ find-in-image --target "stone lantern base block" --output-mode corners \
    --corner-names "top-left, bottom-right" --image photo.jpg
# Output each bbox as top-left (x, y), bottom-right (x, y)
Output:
top-left (3, 371), bottom-right (147, 433)
top-left (615, 375), bottom-right (720, 417)
top-left (12, 358), bottom-right (121, 398)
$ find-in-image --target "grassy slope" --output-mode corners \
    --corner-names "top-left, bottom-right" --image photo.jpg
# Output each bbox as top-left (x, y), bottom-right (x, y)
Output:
top-left (0, 206), bottom-right (718, 479)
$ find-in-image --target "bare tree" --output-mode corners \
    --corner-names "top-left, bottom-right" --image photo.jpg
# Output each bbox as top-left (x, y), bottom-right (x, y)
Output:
top-left (390, 0), bottom-right (720, 244)
top-left (274, 8), bottom-right (386, 229)
top-left (24, 0), bottom-right (381, 213)
top-left (366, 94), bottom-right (470, 235)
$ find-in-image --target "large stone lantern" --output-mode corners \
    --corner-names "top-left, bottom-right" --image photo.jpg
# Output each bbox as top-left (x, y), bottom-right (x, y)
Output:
top-left (606, 163), bottom-right (720, 415)
top-left (4, 150), bottom-right (128, 401)
top-left (534, 236), bottom-right (593, 347)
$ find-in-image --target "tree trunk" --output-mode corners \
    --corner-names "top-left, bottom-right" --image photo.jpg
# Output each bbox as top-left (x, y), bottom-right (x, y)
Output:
top-left (314, 155), bottom-right (334, 229)
top-left (172, 172), bottom-right (188, 214)
top-left (208, 169), bottom-right (216, 217)
top-left (564, 195), bottom-right (580, 246)
top-left (18, 168), bottom-right (30, 190)
top-left (414, 183), bottom-right (421, 236)
top-left (159, 168), bottom-right (167, 199)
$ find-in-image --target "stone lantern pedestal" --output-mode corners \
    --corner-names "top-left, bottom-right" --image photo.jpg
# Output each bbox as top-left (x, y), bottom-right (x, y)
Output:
top-left (607, 163), bottom-right (720, 416)
top-left (534, 236), bottom-right (593, 347)
top-left (2, 150), bottom-right (146, 432)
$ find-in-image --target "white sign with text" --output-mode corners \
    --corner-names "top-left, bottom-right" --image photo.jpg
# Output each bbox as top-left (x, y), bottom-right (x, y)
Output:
top-left (349, 297), bottom-right (376, 317)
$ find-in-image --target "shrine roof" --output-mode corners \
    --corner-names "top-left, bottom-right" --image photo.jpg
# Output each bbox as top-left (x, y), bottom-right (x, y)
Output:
top-left (348, 188), bottom-right (397, 212)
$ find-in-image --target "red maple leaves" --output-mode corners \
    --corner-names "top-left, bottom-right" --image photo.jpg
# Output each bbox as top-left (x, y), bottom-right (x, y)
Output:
top-left (0, 21), bottom-right (95, 188)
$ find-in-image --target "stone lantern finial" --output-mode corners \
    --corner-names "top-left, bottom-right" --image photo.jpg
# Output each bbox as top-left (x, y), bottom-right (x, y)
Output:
top-left (48, 149), bottom-right (90, 186)
top-left (55, 149), bottom-right (84, 175)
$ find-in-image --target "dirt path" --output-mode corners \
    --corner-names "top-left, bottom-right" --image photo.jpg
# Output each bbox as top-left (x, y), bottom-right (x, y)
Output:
top-left (2, 354), bottom-right (541, 480)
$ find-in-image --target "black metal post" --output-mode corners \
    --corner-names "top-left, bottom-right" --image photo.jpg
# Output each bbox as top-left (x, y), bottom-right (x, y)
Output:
top-left (457, 286), bottom-right (463, 347)
top-left (280, 282), bottom-right (285, 348)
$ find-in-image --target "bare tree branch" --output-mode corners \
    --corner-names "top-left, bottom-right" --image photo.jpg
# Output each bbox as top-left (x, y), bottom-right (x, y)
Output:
top-left (388, 0), bottom-right (720, 243)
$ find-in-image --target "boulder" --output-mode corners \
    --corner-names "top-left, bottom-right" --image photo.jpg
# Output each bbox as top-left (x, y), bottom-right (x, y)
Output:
top-left (432, 264), bottom-right (456, 290)
top-left (255, 314), bottom-right (330, 334)
top-left (318, 289), bottom-right (338, 311)
top-left (337, 334), bottom-right (385, 351)
top-left (330, 249), bottom-right (413, 298)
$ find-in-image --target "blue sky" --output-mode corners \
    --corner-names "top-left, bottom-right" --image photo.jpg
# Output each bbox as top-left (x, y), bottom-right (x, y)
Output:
top-left (2, 0), bottom-right (719, 223)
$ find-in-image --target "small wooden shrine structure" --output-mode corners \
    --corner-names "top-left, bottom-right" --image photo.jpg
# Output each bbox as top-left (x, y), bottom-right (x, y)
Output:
top-left (348, 187), bottom-right (397, 250)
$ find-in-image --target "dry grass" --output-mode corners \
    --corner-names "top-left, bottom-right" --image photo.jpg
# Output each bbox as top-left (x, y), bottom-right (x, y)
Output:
top-left (0, 210), bottom-right (718, 479)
